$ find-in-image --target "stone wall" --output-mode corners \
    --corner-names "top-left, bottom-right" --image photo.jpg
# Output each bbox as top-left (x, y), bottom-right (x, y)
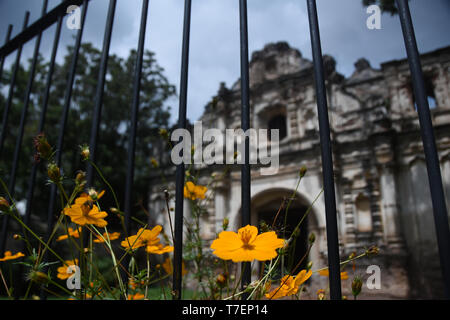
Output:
top-left (149, 42), bottom-right (450, 299)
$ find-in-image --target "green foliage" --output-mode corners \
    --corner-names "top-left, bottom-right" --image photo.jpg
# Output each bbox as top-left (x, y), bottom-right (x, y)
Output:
top-left (0, 43), bottom-right (176, 226)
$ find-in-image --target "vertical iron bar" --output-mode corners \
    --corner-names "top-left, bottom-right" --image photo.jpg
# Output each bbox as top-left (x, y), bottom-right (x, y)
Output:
top-left (0, 2), bottom-right (46, 255)
top-left (12, 0), bottom-right (48, 297)
top-left (0, 12), bottom-right (29, 158)
top-left (396, 0), bottom-right (450, 299)
top-left (0, 25), bottom-right (13, 87)
top-left (239, 0), bottom-right (251, 296)
top-left (24, 3), bottom-right (63, 228)
top-left (306, 0), bottom-right (342, 300)
top-left (124, 0), bottom-right (149, 240)
top-left (173, 0), bottom-right (192, 300)
top-left (40, 0), bottom-right (89, 300)
top-left (86, 0), bottom-right (117, 187)
top-left (121, 0), bottom-right (149, 287)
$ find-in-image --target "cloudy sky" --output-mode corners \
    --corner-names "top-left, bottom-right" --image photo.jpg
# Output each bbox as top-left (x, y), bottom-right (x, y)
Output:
top-left (0, 0), bottom-right (449, 123)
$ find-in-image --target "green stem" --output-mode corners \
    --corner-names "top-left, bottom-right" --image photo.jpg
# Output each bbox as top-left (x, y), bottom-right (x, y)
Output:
top-left (88, 160), bottom-right (120, 210)
top-left (9, 213), bottom-right (65, 264)
top-left (145, 253), bottom-right (150, 299)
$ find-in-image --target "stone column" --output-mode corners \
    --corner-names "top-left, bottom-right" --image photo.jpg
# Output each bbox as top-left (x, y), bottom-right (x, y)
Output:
top-left (379, 163), bottom-right (404, 250)
top-left (368, 174), bottom-right (384, 243)
top-left (343, 186), bottom-right (357, 253)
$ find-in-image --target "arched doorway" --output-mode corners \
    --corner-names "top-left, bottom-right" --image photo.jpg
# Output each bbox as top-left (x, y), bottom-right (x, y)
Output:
top-left (251, 189), bottom-right (318, 276)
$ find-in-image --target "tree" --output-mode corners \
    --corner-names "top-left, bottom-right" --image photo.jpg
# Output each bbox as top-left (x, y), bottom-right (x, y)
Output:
top-left (0, 43), bottom-right (176, 230)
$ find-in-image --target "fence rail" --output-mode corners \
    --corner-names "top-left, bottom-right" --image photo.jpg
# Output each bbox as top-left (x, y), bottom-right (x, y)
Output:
top-left (0, 0), bottom-right (448, 300)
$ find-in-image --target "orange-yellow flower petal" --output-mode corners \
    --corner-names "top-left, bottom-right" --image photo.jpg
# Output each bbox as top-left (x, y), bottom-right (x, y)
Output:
top-left (146, 243), bottom-right (174, 254)
top-left (94, 232), bottom-right (120, 243)
top-left (56, 227), bottom-right (82, 241)
top-left (318, 269), bottom-right (348, 280)
top-left (0, 251), bottom-right (25, 262)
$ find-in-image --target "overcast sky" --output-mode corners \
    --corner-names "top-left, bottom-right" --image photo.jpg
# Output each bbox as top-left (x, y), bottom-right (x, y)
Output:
top-left (0, 0), bottom-right (449, 123)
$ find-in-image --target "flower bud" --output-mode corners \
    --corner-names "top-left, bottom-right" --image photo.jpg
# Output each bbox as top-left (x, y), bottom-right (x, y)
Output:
top-left (366, 245), bottom-right (379, 257)
top-left (47, 163), bottom-right (61, 183)
top-left (309, 232), bottom-right (316, 244)
top-left (28, 270), bottom-right (49, 285)
top-left (110, 207), bottom-right (119, 214)
top-left (222, 218), bottom-right (229, 231)
top-left (216, 273), bottom-right (228, 288)
top-left (299, 166), bottom-right (307, 177)
top-left (259, 220), bottom-right (270, 233)
top-left (33, 133), bottom-right (52, 160)
top-left (306, 261), bottom-right (313, 271)
top-left (88, 188), bottom-right (99, 200)
top-left (317, 289), bottom-right (326, 300)
top-left (351, 276), bottom-right (363, 299)
top-left (13, 234), bottom-right (21, 240)
top-left (0, 197), bottom-right (10, 213)
top-left (75, 171), bottom-right (86, 188)
top-left (80, 145), bottom-right (90, 161)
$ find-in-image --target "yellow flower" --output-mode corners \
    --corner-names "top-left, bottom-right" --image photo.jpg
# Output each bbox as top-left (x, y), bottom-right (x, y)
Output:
top-left (63, 194), bottom-right (108, 227)
top-left (318, 269), bottom-right (349, 280)
top-left (127, 293), bottom-right (145, 300)
top-left (57, 259), bottom-right (78, 280)
top-left (121, 226), bottom-right (162, 250)
top-left (0, 251), bottom-right (25, 262)
top-left (265, 269), bottom-right (312, 300)
top-left (94, 232), bottom-right (120, 243)
top-left (121, 226), bottom-right (172, 255)
top-left (210, 225), bottom-right (284, 262)
top-left (146, 243), bottom-right (174, 255)
top-left (162, 257), bottom-right (187, 276)
top-left (183, 181), bottom-right (207, 200)
top-left (56, 227), bottom-right (82, 241)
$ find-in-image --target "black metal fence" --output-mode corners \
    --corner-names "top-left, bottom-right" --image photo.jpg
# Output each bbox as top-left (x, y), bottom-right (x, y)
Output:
top-left (0, 0), bottom-right (448, 300)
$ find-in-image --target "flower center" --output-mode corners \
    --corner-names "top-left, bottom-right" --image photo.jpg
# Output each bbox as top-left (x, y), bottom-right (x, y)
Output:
top-left (81, 200), bottom-right (94, 216)
top-left (240, 230), bottom-right (255, 250)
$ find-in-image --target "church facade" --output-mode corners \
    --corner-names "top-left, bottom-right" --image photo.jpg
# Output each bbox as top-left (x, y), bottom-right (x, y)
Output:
top-left (149, 42), bottom-right (450, 299)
